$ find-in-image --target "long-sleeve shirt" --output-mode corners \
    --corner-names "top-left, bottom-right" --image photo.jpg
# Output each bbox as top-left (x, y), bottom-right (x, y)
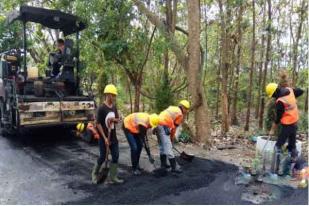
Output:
top-left (274, 88), bottom-right (304, 124)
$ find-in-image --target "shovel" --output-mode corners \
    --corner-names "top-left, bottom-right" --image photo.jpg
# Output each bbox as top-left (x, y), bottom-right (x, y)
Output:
top-left (143, 135), bottom-right (168, 177)
top-left (173, 146), bottom-right (195, 162)
top-left (97, 129), bottom-right (111, 183)
top-left (262, 135), bottom-right (272, 172)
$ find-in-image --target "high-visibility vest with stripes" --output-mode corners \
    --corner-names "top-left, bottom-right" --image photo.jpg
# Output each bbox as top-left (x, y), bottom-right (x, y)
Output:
top-left (124, 113), bottom-right (150, 134)
top-left (159, 106), bottom-right (183, 129)
top-left (276, 87), bottom-right (299, 125)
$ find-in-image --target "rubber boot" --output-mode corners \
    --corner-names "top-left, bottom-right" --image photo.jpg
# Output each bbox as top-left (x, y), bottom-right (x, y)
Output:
top-left (137, 164), bottom-right (144, 172)
top-left (169, 158), bottom-right (182, 174)
top-left (288, 150), bottom-right (298, 176)
top-left (278, 155), bottom-right (289, 176)
top-left (160, 154), bottom-right (170, 169)
top-left (107, 163), bottom-right (124, 184)
top-left (133, 169), bottom-right (142, 175)
top-left (271, 146), bottom-right (282, 175)
top-left (91, 163), bottom-right (101, 184)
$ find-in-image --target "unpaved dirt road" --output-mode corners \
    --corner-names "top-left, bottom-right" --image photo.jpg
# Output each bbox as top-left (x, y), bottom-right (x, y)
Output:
top-left (0, 128), bottom-right (307, 204)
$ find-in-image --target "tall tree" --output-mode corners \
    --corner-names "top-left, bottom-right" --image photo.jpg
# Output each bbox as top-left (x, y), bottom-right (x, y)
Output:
top-left (255, 0), bottom-right (266, 119)
top-left (230, 3), bottom-right (244, 125)
top-left (132, 0), bottom-right (211, 144)
top-left (218, 0), bottom-right (231, 134)
top-left (258, 0), bottom-right (272, 129)
top-left (244, 0), bottom-right (256, 131)
top-left (291, 0), bottom-right (307, 86)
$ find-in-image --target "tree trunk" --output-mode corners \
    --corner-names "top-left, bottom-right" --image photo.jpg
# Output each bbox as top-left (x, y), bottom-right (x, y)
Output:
top-left (255, 0), bottom-right (267, 119)
top-left (259, 0), bottom-right (272, 129)
top-left (218, 0), bottom-right (230, 134)
top-left (244, 0), bottom-right (256, 131)
top-left (187, 0), bottom-right (211, 143)
top-left (202, 2), bottom-right (208, 85)
top-left (215, 41), bottom-right (221, 119)
top-left (164, 0), bottom-right (173, 77)
top-left (231, 4), bottom-right (244, 125)
top-left (133, 0), bottom-right (211, 144)
top-left (228, 42), bottom-right (236, 114)
top-left (126, 77), bottom-right (133, 113)
top-left (276, 8), bottom-right (281, 72)
top-left (134, 80), bottom-right (141, 112)
top-left (305, 88), bottom-right (308, 113)
top-left (291, 0), bottom-right (307, 86)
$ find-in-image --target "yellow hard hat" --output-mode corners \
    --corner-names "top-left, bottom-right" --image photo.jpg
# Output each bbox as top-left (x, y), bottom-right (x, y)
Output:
top-left (104, 84), bottom-right (118, 95)
top-left (265, 83), bottom-right (278, 98)
top-left (149, 113), bottom-right (160, 128)
top-left (76, 122), bottom-right (85, 132)
top-left (179, 100), bottom-right (190, 109)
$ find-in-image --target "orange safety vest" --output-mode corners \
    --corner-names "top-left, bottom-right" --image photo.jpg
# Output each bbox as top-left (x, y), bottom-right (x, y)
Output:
top-left (87, 122), bottom-right (100, 140)
top-left (124, 113), bottom-right (150, 134)
top-left (159, 106), bottom-right (183, 130)
top-left (276, 87), bottom-right (299, 125)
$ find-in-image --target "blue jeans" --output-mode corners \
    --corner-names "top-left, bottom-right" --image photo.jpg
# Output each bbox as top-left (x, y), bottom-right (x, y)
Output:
top-left (123, 127), bottom-right (143, 170)
top-left (97, 137), bottom-right (119, 165)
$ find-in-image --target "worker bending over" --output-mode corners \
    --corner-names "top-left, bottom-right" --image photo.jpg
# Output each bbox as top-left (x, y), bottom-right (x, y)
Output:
top-left (266, 83), bottom-right (303, 175)
top-left (123, 113), bottom-right (160, 175)
top-left (154, 100), bottom-right (190, 174)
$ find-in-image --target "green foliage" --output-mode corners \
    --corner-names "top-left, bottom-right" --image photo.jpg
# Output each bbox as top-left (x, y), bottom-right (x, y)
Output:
top-left (298, 112), bottom-right (308, 133)
top-left (101, 40), bottom-right (128, 61)
top-left (96, 70), bottom-right (109, 104)
top-left (154, 75), bottom-right (174, 112)
top-left (0, 16), bottom-right (22, 52)
top-left (178, 129), bottom-right (191, 143)
top-left (264, 99), bottom-right (276, 132)
top-left (0, 0), bottom-right (307, 137)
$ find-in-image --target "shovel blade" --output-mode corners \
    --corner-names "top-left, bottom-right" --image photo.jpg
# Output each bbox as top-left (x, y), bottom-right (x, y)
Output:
top-left (180, 151), bottom-right (195, 162)
top-left (97, 168), bottom-right (109, 184)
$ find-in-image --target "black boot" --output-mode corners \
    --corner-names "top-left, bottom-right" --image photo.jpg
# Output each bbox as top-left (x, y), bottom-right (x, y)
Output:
top-left (169, 158), bottom-right (182, 173)
top-left (160, 154), bottom-right (170, 169)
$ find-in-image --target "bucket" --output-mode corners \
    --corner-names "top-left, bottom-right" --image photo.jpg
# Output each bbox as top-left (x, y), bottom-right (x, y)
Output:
top-left (255, 136), bottom-right (302, 173)
top-left (256, 136), bottom-right (302, 157)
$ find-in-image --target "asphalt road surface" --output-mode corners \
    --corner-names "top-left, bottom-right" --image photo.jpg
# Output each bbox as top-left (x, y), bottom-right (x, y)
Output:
top-left (0, 128), bottom-right (308, 204)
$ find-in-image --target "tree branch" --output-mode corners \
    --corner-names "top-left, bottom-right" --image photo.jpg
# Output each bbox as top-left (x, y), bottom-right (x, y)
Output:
top-left (172, 80), bottom-right (188, 93)
top-left (140, 89), bottom-right (156, 99)
top-left (139, 26), bottom-right (157, 76)
top-left (132, 0), bottom-right (188, 71)
top-left (175, 26), bottom-right (188, 35)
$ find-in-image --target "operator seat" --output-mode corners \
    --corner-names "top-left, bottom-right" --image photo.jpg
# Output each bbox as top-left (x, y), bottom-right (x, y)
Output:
top-left (59, 39), bottom-right (75, 95)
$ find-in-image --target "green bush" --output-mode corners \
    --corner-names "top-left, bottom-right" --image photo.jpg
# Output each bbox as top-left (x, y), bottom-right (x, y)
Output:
top-left (178, 129), bottom-right (191, 143)
top-left (154, 75), bottom-right (174, 113)
top-left (298, 112), bottom-right (308, 132)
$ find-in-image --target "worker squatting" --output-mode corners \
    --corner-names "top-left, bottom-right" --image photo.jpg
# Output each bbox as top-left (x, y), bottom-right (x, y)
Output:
top-left (76, 82), bottom-right (304, 185)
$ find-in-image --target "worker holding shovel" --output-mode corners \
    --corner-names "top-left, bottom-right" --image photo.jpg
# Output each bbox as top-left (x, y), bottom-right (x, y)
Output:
top-left (266, 82), bottom-right (303, 175)
top-left (91, 84), bottom-right (124, 184)
top-left (123, 113), bottom-right (160, 175)
top-left (154, 100), bottom-right (190, 174)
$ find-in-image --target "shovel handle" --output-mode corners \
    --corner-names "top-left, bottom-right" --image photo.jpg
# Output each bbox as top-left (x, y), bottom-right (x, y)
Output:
top-left (104, 129), bottom-right (111, 167)
top-left (172, 146), bottom-right (182, 155)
